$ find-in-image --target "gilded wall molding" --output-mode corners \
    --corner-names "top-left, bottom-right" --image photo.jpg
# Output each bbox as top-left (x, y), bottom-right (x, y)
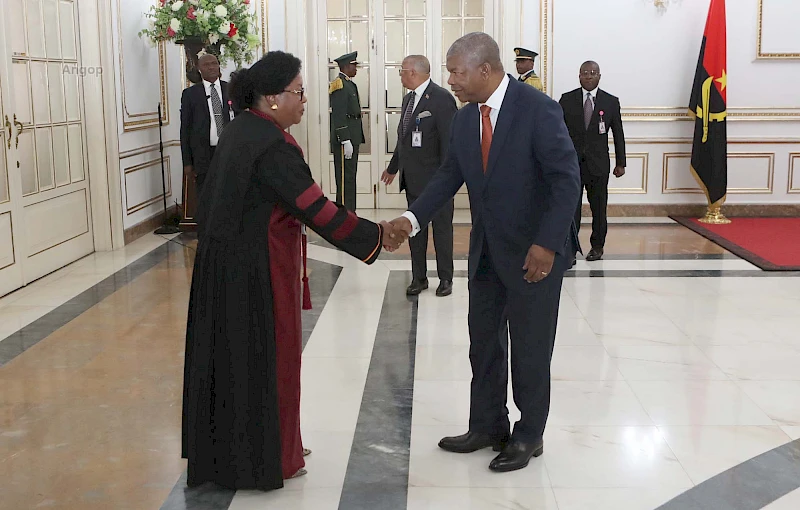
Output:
top-left (757, 0), bottom-right (800, 60)
top-left (662, 152), bottom-right (775, 194)
top-left (608, 153), bottom-right (648, 194)
top-left (123, 157), bottom-right (173, 214)
top-left (119, 140), bottom-right (180, 160)
top-left (789, 153), bottom-right (800, 194)
top-left (118, 0), bottom-right (169, 131)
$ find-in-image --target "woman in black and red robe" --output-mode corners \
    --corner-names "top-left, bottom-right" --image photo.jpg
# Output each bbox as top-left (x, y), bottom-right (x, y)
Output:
top-left (181, 51), bottom-right (400, 490)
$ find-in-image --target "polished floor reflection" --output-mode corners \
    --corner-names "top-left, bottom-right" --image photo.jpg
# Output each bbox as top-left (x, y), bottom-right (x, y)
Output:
top-left (1, 218), bottom-right (800, 510)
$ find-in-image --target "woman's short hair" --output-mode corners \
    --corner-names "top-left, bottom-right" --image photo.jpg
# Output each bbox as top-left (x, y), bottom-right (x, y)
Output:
top-left (229, 51), bottom-right (302, 111)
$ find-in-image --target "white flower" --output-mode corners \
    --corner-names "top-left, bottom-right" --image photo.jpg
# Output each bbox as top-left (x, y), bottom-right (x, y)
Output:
top-left (188, 0), bottom-right (199, 5)
top-left (218, 21), bottom-right (230, 34)
top-left (170, 18), bottom-right (181, 32)
top-left (171, 1), bottom-right (184, 11)
top-left (209, 33), bottom-right (219, 44)
top-left (214, 5), bottom-right (228, 17)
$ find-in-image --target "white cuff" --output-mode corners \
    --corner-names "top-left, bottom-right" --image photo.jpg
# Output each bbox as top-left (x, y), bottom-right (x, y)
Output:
top-left (401, 211), bottom-right (421, 237)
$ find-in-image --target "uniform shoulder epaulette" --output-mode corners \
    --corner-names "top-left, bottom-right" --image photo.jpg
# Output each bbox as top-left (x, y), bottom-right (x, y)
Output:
top-left (329, 77), bottom-right (343, 95)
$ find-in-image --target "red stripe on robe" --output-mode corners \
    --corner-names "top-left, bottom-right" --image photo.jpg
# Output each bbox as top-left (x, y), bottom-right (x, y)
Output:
top-left (333, 211), bottom-right (359, 241)
top-left (312, 201), bottom-right (338, 228)
top-left (296, 184), bottom-right (324, 211)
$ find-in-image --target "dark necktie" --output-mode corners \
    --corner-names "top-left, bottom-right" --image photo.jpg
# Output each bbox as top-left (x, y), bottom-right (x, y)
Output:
top-left (401, 92), bottom-right (416, 136)
top-left (210, 83), bottom-right (224, 134)
top-left (584, 92), bottom-right (594, 129)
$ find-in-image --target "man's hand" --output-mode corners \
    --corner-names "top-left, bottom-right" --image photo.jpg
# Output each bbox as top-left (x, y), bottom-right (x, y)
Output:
top-left (613, 165), bottom-right (625, 178)
top-left (381, 170), bottom-right (396, 186)
top-left (380, 220), bottom-right (408, 252)
top-left (389, 217), bottom-right (413, 238)
top-left (342, 140), bottom-right (354, 159)
top-left (522, 244), bottom-right (555, 283)
top-left (183, 165), bottom-right (196, 181)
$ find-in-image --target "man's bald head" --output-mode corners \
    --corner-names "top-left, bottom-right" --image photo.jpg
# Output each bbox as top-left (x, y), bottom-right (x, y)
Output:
top-left (404, 55), bottom-right (431, 75)
top-left (447, 32), bottom-right (503, 73)
top-left (400, 55), bottom-right (431, 90)
top-left (579, 60), bottom-right (601, 91)
top-left (445, 32), bottom-right (505, 104)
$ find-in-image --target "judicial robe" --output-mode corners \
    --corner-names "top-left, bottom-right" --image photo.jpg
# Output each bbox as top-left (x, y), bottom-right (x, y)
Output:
top-left (182, 110), bottom-right (384, 491)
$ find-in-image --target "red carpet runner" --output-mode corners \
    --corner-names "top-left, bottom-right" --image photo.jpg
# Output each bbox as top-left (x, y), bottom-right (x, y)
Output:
top-left (671, 217), bottom-right (800, 271)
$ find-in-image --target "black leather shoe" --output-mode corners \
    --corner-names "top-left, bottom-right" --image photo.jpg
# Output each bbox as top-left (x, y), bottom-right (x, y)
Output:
top-left (438, 431), bottom-right (510, 454)
top-left (435, 280), bottom-right (453, 297)
top-left (585, 248), bottom-right (604, 262)
top-left (489, 438), bottom-right (544, 472)
top-left (406, 279), bottom-right (429, 296)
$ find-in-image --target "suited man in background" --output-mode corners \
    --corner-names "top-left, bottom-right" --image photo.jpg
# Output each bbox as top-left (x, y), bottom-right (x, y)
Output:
top-left (180, 53), bottom-right (233, 195)
top-left (514, 47), bottom-right (543, 91)
top-left (382, 55), bottom-right (457, 297)
top-left (329, 51), bottom-right (364, 210)
top-left (391, 33), bottom-right (580, 473)
top-left (559, 61), bottom-right (626, 261)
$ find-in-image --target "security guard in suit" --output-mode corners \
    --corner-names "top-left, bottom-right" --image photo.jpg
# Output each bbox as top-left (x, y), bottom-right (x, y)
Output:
top-left (514, 47), bottom-right (543, 91)
top-left (329, 51), bottom-right (364, 210)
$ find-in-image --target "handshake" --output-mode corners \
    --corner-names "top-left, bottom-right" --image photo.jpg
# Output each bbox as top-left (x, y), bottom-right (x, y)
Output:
top-left (380, 217), bottom-right (413, 252)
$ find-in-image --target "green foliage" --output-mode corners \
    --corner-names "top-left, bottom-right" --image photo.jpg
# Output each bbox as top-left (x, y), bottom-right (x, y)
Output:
top-left (138, 0), bottom-right (261, 67)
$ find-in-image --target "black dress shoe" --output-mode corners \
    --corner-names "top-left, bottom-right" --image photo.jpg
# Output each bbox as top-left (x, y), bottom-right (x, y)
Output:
top-left (585, 248), bottom-right (604, 262)
top-left (438, 431), bottom-right (510, 453)
top-left (435, 280), bottom-right (453, 297)
top-left (489, 438), bottom-right (544, 472)
top-left (406, 279), bottom-right (429, 295)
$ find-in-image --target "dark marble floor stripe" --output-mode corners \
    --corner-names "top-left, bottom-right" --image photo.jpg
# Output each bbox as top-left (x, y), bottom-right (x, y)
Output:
top-left (657, 439), bottom-right (800, 510)
top-left (0, 235), bottom-right (182, 366)
top-left (338, 272), bottom-right (417, 510)
top-left (159, 258), bottom-right (342, 510)
top-left (441, 270), bottom-right (800, 279)
top-left (380, 253), bottom-right (741, 261)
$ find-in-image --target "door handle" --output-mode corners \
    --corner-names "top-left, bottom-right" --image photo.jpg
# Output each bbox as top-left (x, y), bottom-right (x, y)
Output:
top-left (3, 115), bottom-right (10, 149)
top-left (13, 114), bottom-right (23, 149)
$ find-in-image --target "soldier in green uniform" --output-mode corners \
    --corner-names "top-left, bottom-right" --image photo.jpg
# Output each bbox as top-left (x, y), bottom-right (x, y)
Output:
top-left (329, 51), bottom-right (364, 210)
top-left (514, 47), bottom-right (543, 91)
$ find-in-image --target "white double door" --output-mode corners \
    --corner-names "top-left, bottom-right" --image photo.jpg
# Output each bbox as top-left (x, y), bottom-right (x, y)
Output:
top-left (312, 0), bottom-right (493, 209)
top-left (0, 0), bottom-right (93, 297)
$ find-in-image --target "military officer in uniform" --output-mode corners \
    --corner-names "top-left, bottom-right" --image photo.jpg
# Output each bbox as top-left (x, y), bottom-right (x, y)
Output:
top-left (329, 51), bottom-right (364, 210)
top-left (514, 47), bottom-right (543, 91)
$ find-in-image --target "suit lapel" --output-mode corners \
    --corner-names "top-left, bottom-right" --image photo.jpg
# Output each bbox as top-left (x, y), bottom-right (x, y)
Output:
top-left (197, 84), bottom-right (210, 124)
top-left (398, 93), bottom-right (411, 137)
top-left (485, 79), bottom-right (518, 179)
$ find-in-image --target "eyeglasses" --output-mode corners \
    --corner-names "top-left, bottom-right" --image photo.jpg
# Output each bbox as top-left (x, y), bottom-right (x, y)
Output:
top-left (398, 68), bottom-right (413, 75)
top-left (580, 70), bottom-right (600, 77)
top-left (283, 87), bottom-right (305, 100)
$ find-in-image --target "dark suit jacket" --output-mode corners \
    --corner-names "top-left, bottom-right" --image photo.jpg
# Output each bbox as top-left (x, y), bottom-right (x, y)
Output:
top-left (409, 77), bottom-right (581, 293)
top-left (386, 81), bottom-right (457, 197)
top-left (559, 88), bottom-right (626, 176)
top-left (180, 80), bottom-right (232, 176)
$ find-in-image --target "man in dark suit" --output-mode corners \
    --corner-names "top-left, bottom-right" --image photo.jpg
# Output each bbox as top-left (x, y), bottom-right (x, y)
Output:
top-left (390, 33), bottom-right (580, 473)
top-left (329, 51), bottom-right (364, 210)
top-left (180, 54), bottom-right (233, 195)
top-left (559, 61), bottom-right (626, 261)
top-left (382, 55), bottom-right (457, 297)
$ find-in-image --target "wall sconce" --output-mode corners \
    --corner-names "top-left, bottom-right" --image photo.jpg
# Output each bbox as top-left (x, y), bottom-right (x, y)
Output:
top-left (653, 0), bottom-right (676, 14)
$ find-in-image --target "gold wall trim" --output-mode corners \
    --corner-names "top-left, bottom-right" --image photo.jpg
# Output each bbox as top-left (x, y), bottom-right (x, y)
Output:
top-left (608, 153), bottom-right (648, 194)
top-left (757, 0), bottom-right (800, 59)
top-left (119, 140), bottom-right (180, 159)
top-left (123, 157), bottom-right (173, 214)
top-left (540, 0), bottom-right (549, 94)
top-left (625, 138), bottom-right (800, 145)
top-left (0, 211), bottom-right (16, 272)
top-left (789, 153), bottom-right (800, 194)
top-left (262, 0), bottom-right (269, 52)
top-left (663, 152), bottom-right (776, 195)
top-left (118, 0), bottom-right (169, 131)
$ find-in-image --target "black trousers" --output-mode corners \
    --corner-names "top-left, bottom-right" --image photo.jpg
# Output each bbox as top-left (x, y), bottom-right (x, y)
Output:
top-left (574, 168), bottom-right (609, 250)
top-left (407, 193), bottom-right (454, 282)
top-left (467, 243), bottom-right (566, 443)
top-left (194, 145), bottom-right (216, 198)
top-left (332, 143), bottom-right (359, 211)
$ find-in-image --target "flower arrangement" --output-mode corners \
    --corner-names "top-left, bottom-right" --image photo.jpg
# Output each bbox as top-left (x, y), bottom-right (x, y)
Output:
top-left (138, 0), bottom-right (261, 68)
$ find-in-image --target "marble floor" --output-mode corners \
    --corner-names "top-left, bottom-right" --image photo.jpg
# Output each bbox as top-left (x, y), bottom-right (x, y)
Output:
top-left (1, 215), bottom-right (800, 510)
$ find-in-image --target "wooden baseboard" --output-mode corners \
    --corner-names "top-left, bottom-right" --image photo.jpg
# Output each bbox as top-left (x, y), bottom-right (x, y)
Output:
top-left (124, 205), bottom-right (179, 245)
top-left (589, 204), bottom-right (800, 217)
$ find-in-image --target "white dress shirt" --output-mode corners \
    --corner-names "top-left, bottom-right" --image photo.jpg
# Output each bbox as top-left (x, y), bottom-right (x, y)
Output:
top-left (401, 74), bottom-right (511, 236)
top-left (582, 87), bottom-right (597, 110)
top-left (204, 79), bottom-right (222, 146)
top-left (411, 78), bottom-right (431, 113)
